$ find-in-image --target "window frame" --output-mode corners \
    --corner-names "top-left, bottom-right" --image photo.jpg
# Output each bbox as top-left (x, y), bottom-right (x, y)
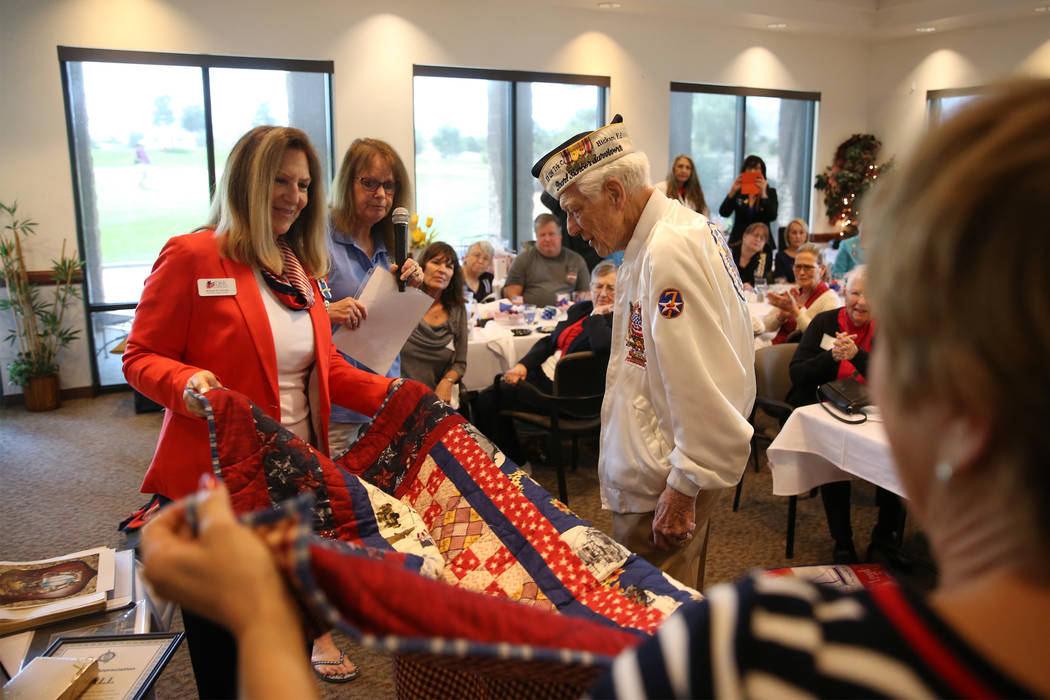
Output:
top-left (926, 85), bottom-right (989, 128)
top-left (669, 81), bottom-right (820, 235)
top-left (57, 46), bottom-right (335, 391)
top-left (412, 65), bottom-right (609, 250)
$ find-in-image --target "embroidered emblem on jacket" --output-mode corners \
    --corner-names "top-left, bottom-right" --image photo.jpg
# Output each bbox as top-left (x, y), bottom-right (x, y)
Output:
top-left (626, 301), bottom-right (646, 367)
top-left (657, 288), bottom-right (684, 319)
top-left (708, 221), bottom-right (746, 302)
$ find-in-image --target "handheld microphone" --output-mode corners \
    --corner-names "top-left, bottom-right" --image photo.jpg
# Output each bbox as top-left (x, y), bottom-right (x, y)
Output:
top-left (392, 207), bottom-right (410, 292)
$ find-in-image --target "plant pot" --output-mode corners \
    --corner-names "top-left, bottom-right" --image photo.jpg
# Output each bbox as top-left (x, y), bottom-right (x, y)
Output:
top-left (24, 374), bottom-right (60, 412)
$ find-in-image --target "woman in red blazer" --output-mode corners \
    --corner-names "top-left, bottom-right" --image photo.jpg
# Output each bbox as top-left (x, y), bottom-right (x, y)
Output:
top-left (123, 125), bottom-right (415, 692)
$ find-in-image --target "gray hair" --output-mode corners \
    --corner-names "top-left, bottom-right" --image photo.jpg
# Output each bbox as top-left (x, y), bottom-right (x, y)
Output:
top-left (796, 243), bottom-right (822, 260)
top-left (592, 260), bottom-right (618, 280)
top-left (467, 240), bottom-right (494, 257)
top-left (572, 152), bottom-right (651, 202)
top-left (844, 264), bottom-right (866, 291)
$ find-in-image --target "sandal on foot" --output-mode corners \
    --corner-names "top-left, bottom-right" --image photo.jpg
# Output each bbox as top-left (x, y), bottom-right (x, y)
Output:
top-left (311, 651), bottom-right (360, 683)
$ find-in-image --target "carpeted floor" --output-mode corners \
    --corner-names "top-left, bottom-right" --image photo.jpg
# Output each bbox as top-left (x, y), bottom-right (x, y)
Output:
top-left (0, 391), bottom-right (933, 698)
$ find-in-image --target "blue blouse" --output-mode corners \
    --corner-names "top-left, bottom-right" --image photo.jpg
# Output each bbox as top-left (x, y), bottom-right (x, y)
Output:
top-left (326, 221), bottom-right (401, 424)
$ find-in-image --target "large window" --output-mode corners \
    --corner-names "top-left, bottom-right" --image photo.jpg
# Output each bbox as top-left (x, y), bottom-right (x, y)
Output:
top-left (59, 47), bottom-right (333, 389)
top-left (669, 83), bottom-right (819, 240)
top-left (413, 66), bottom-right (608, 253)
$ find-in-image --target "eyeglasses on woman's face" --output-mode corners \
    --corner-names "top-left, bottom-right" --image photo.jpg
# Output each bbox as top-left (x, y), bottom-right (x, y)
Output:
top-left (744, 230), bottom-right (767, 245)
top-left (793, 263), bottom-right (817, 272)
top-left (355, 176), bottom-right (396, 194)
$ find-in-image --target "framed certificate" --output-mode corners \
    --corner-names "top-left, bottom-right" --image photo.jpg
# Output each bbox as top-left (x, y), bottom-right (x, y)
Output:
top-left (42, 632), bottom-right (183, 700)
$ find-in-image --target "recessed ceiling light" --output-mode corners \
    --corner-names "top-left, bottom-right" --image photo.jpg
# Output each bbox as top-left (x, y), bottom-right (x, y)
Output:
top-left (915, 26), bottom-right (936, 32)
top-left (597, 1), bottom-right (621, 8)
top-left (1035, 6), bottom-right (1050, 12)
top-left (767, 22), bottom-right (788, 29)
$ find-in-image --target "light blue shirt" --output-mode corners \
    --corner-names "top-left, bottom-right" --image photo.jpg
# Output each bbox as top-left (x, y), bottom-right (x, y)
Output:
top-left (326, 222), bottom-right (400, 424)
top-left (831, 237), bottom-right (863, 280)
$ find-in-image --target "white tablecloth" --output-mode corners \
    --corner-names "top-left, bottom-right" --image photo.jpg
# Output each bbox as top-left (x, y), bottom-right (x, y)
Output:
top-left (462, 318), bottom-right (564, 392)
top-left (766, 403), bottom-right (904, 498)
top-left (747, 300), bottom-right (776, 348)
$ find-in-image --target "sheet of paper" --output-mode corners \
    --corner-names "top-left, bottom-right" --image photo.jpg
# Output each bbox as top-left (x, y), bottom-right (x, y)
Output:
top-left (332, 267), bottom-right (433, 376)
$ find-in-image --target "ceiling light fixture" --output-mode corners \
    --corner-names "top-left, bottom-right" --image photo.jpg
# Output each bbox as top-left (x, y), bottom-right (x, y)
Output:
top-left (597, 1), bottom-right (621, 8)
top-left (915, 26), bottom-right (936, 32)
top-left (1035, 6), bottom-right (1049, 12)
top-left (767, 22), bottom-right (788, 29)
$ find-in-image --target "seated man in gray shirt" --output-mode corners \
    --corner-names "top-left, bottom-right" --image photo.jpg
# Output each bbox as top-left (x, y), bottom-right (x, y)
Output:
top-left (503, 213), bottom-right (591, 306)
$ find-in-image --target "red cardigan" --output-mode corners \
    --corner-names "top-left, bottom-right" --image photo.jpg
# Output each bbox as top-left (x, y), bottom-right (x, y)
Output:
top-left (123, 230), bottom-right (392, 499)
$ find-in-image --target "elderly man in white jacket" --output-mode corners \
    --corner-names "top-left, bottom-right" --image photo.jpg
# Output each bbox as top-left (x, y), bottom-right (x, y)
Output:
top-left (533, 116), bottom-right (755, 590)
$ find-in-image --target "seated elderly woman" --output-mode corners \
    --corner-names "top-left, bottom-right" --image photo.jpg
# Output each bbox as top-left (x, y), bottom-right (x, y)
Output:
top-left (763, 242), bottom-right (841, 344)
top-left (473, 260), bottom-right (617, 466)
top-left (783, 265), bottom-right (902, 563)
top-left (136, 81), bottom-right (1050, 699)
top-left (731, 222), bottom-right (772, 288)
top-left (462, 240), bottom-right (495, 303)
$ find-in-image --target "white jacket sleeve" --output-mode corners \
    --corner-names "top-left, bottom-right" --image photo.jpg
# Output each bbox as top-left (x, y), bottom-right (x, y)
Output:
top-left (644, 224), bottom-right (756, 495)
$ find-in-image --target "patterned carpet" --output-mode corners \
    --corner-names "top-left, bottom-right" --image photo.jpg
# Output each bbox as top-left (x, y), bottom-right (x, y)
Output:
top-left (0, 392), bottom-right (933, 697)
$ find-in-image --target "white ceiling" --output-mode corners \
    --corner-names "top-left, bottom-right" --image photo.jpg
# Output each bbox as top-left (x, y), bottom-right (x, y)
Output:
top-left (554, 0), bottom-right (1050, 39)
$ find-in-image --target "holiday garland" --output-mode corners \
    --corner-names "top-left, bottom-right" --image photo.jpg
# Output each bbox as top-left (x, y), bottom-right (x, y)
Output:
top-left (814, 134), bottom-right (893, 237)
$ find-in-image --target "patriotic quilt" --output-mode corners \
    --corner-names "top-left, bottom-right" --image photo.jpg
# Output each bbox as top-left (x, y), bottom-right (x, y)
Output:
top-left (198, 380), bottom-right (700, 695)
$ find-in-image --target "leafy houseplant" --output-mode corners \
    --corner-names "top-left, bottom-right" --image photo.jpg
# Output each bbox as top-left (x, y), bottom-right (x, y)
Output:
top-left (0, 201), bottom-right (84, 409)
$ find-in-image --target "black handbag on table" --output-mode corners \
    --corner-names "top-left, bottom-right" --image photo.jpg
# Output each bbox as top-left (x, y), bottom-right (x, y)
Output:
top-left (817, 376), bottom-right (871, 424)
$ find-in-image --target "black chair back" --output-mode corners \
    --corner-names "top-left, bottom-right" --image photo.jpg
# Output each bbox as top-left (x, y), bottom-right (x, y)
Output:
top-left (552, 351), bottom-right (606, 418)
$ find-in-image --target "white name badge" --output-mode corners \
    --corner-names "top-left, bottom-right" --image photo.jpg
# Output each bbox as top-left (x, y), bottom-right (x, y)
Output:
top-left (820, 333), bottom-right (836, 351)
top-left (197, 278), bottom-right (237, 296)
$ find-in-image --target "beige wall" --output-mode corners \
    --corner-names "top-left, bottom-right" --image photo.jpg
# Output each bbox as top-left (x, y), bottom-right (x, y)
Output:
top-left (1, 0), bottom-right (1044, 395)
top-left (869, 15), bottom-right (1050, 162)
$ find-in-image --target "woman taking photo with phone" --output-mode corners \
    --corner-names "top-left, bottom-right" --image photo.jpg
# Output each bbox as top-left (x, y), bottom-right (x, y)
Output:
top-left (719, 154), bottom-right (778, 249)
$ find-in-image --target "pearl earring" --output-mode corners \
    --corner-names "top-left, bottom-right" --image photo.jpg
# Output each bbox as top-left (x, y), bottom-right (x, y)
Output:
top-left (935, 460), bottom-right (954, 482)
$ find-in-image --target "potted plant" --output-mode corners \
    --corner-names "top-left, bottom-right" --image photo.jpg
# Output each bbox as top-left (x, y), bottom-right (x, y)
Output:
top-left (0, 201), bottom-right (84, 411)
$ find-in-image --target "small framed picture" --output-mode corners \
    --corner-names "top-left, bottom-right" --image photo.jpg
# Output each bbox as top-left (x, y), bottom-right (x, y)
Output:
top-left (42, 632), bottom-right (183, 700)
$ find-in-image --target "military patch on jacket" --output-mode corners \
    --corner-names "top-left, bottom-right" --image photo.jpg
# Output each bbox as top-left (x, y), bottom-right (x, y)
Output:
top-left (657, 288), bottom-right (684, 319)
top-left (708, 220), bottom-right (746, 302)
top-left (626, 301), bottom-right (646, 368)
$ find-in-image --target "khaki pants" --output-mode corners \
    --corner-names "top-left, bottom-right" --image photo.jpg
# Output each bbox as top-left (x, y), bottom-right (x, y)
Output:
top-left (611, 488), bottom-right (724, 592)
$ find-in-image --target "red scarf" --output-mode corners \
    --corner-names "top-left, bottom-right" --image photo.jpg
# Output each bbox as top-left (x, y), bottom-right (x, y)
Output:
top-left (772, 282), bottom-right (829, 345)
top-left (556, 316), bottom-right (587, 355)
top-left (836, 305), bottom-right (875, 381)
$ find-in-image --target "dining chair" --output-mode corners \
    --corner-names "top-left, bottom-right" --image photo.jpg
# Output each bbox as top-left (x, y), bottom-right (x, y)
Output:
top-left (732, 342), bottom-right (810, 557)
top-left (494, 351), bottom-right (606, 505)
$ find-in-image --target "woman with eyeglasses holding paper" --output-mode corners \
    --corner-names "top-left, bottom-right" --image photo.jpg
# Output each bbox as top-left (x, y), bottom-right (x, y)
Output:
top-left (315, 139), bottom-right (426, 683)
top-left (325, 138), bottom-right (424, 459)
top-left (763, 243), bottom-right (841, 344)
